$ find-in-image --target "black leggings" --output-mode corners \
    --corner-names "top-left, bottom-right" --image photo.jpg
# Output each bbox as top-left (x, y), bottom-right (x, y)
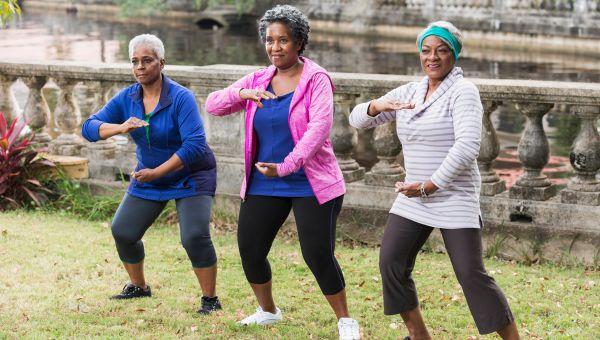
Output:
top-left (111, 194), bottom-right (217, 268)
top-left (237, 195), bottom-right (345, 295)
top-left (379, 214), bottom-right (514, 334)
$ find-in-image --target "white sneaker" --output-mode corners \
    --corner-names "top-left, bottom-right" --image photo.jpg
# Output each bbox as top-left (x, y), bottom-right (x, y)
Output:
top-left (338, 317), bottom-right (360, 340)
top-left (237, 306), bottom-right (282, 326)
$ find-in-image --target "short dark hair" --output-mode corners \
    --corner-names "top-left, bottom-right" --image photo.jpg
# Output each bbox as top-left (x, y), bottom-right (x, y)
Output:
top-left (258, 5), bottom-right (310, 55)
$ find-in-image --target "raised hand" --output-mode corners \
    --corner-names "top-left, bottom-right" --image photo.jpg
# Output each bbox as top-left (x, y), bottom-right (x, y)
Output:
top-left (368, 100), bottom-right (415, 117)
top-left (240, 88), bottom-right (278, 108)
top-left (120, 117), bottom-right (149, 134)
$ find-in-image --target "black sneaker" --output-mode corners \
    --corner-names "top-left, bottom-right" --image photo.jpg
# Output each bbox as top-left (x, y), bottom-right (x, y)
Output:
top-left (197, 296), bottom-right (222, 315)
top-left (110, 283), bottom-right (152, 299)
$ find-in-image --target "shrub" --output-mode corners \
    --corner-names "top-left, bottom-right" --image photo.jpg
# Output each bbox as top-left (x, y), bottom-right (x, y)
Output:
top-left (0, 112), bottom-right (55, 210)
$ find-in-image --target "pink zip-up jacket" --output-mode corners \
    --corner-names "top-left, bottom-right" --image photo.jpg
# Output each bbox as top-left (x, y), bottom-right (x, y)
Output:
top-left (205, 57), bottom-right (345, 204)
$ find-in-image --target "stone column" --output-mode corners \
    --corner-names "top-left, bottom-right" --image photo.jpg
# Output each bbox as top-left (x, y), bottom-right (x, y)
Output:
top-left (364, 120), bottom-right (405, 186)
top-left (22, 76), bottom-right (52, 147)
top-left (509, 102), bottom-right (556, 200)
top-left (49, 78), bottom-right (84, 156)
top-left (561, 105), bottom-right (600, 205)
top-left (478, 100), bottom-right (505, 195)
top-left (332, 93), bottom-right (365, 182)
top-left (0, 74), bottom-right (20, 124)
top-left (85, 81), bottom-right (118, 180)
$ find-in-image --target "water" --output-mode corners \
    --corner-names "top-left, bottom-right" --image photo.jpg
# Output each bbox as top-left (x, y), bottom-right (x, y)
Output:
top-left (3, 9), bottom-right (600, 83)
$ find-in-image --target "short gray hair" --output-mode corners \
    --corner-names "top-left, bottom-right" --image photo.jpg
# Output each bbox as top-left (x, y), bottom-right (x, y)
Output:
top-left (128, 34), bottom-right (165, 60)
top-left (416, 21), bottom-right (463, 52)
top-left (258, 5), bottom-right (310, 55)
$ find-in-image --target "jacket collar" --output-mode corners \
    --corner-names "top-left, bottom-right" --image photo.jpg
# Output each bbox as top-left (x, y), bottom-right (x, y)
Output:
top-left (410, 67), bottom-right (462, 118)
top-left (252, 57), bottom-right (335, 110)
top-left (129, 73), bottom-right (173, 112)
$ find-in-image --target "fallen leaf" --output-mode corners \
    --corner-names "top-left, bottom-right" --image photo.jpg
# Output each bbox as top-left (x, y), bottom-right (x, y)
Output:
top-left (357, 280), bottom-right (365, 288)
top-left (135, 308), bottom-right (145, 312)
top-left (1, 230), bottom-right (7, 237)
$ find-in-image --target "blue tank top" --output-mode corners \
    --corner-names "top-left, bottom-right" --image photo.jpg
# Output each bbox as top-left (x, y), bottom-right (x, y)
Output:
top-left (247, 84), bottom-right (314, 197)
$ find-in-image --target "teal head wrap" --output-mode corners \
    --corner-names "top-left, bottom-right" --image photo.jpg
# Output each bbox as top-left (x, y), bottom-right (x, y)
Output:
top-left (418, 26), bottom-right (461, 61)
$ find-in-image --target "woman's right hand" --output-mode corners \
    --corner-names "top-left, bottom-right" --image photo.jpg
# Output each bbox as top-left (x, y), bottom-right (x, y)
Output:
top-left (368, 100), bottom-right (415, 117)
top-left (119, 117), bottom-right (149, 134)
top-left (239, 88), bottom-right (277, 108)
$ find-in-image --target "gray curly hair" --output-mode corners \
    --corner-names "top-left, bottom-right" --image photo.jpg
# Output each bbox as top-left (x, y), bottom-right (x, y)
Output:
top-left (129, 34), bottom-right (165, 60)
top-left (258, 5), bottom-right (310, 55)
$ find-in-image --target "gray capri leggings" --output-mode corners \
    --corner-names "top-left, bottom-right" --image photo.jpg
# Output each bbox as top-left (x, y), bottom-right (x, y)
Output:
top-left (379, 214), bottom-right (514, 334)
top-left (111, 194), bottom-right (217, 268)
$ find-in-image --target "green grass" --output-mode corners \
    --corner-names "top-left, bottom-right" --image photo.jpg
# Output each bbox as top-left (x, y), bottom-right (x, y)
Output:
top-left (0, 210), bottom-right (598, 339)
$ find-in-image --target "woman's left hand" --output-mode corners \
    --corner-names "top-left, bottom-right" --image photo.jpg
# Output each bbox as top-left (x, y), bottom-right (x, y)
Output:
top-left (395, 181), bottom-right (421, 197)
top-left (255, 162), bottom-right (279, 177)
top-left (132, 168), bottom-right (161, 182)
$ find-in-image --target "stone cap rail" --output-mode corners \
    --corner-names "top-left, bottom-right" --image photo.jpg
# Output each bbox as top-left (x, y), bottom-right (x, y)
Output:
top-left (3, 60), bottom-right (600, 106)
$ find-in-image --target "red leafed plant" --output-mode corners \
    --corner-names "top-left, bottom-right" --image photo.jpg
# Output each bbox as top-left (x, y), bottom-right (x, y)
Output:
top-left (0, 111), bottom-right (55, 210)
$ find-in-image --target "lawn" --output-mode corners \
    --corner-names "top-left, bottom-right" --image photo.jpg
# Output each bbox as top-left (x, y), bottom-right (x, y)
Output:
top-left (0, 210), bottom-right (598, 339)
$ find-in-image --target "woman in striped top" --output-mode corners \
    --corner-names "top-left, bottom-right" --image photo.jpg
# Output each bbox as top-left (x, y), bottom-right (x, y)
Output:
top-left (349, 21), bottom-right (520, 339)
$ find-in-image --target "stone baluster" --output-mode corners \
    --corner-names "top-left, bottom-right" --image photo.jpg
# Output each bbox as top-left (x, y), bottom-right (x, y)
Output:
top-left (478, 100), bottom-right (505, 195)
top-left (49, 78), bottom-right (84, 156)
top-left (0, 74), bottom-right (20, 124)
top-left (509, 102), bottom-right (556, 200)
top-left (22, 76), bottom-right (52, 147)
top-left (85, 81), bottom-right (119, 180)
top-left (364, 120), bottom-right (405, 186)
top-left (561, 105), bottom-right (600, 205)
top-left (332, 93), bottom-right (365, 182)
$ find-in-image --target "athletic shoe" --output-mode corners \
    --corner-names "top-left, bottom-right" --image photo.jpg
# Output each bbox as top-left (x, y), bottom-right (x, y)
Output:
top-left (237, 306), bottom-right (282, 325)
top-left (338, 317), bottom-right (360, 340)
top-left (110, 283), bottom-right (151, 299)
top-left (197, 296), bottom-right (222, 315)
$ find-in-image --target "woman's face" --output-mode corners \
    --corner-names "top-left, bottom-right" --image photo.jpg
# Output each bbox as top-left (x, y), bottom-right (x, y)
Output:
top-left (131, 44), bottom-right (164, 86)
top-left (419, 35), bottom-right (455, 82)
top-left (265, 22), bottom-right (302, 69)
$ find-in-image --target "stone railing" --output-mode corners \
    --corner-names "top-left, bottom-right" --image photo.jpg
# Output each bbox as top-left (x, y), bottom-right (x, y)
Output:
top-left (1, 60), bottom-right (599, 263)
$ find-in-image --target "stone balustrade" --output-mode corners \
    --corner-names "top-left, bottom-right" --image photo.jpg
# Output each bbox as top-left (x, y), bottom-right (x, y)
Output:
top-left (1, 60), bottom-right (599, 264)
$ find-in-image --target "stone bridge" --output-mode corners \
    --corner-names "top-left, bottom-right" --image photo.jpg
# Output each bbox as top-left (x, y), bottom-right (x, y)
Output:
top-left (0, 60), bottom-right (599, 265)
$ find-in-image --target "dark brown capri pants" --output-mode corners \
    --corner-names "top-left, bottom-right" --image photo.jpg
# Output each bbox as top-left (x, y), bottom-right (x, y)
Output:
top-left (379, 214), bottom-right (515, 334)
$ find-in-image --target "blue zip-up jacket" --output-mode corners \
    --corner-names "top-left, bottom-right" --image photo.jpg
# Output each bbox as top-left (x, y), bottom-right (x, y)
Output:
top-left (82, 75), bottom-right (216, 201)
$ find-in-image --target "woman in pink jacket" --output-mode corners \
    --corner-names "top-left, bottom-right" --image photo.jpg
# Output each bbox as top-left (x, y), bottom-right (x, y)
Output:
top-left (205, 5), bottom-right (360, 339)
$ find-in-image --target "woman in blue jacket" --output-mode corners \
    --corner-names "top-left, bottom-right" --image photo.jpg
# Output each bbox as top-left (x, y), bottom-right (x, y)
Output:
top-left (82, 34), bottom-right (221, 315)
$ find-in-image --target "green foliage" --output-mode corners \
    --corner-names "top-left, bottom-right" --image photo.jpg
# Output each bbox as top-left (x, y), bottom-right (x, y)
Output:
top-left (0, 0), bottom-right (20, 28)
top-left (0, 112), bottom-right (55, 210)
top-left (43, 176), bottom-right (183, 226)
top-left (44, 177), bottom-right (123, 221)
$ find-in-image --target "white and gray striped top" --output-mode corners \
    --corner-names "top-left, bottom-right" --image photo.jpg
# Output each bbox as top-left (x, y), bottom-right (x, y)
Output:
top-left (350, 67), bottom-right (483, 229)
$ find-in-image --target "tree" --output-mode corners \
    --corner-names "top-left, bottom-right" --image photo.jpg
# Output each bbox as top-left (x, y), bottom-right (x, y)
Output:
top-left (0, 0), bottom-right (20, 28)
top-left (113, 0), bottom-right (255, 17)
